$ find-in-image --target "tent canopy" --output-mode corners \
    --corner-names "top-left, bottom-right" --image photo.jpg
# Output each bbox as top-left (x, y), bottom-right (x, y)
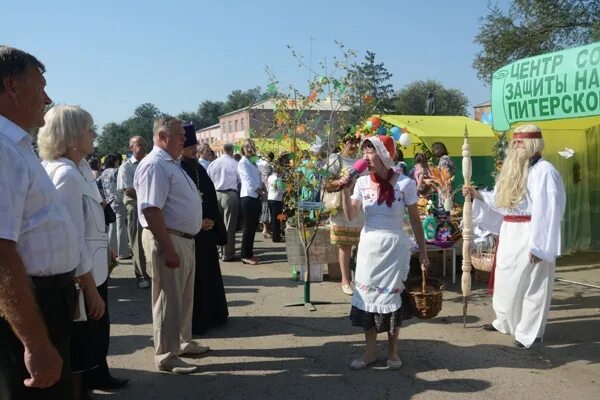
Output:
top-left (380, 115), bottom-right (497, 157)
top-left (507, 116), bottom-right (600, 253)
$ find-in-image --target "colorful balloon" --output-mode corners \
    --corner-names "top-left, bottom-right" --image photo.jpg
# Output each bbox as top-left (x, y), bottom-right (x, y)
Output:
top-left (399, 132), bottom-right (411, 147)
top-left (370, 117), bottom-right (381, 129)
top-left (366, 120), bottom-right (372, 130)
top-left (390, 126), bottom-right (401, 140)
top-left (377, 125), bottom-right (387, 135)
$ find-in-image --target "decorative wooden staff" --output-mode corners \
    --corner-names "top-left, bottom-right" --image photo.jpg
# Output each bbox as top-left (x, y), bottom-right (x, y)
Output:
top-left (461, 125), bottom-right (473, 327)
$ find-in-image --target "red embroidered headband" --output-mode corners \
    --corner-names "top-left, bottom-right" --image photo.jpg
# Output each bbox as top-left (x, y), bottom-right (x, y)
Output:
top-left (513, 131), bottom-right (542, 139)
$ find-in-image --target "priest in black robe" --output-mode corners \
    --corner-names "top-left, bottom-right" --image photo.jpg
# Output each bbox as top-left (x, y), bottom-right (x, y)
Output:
top-left (180, 124), bottom-right (229, 334)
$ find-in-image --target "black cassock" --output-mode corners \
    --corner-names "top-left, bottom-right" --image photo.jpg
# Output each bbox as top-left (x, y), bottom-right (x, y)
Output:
top-left (181, 158), bottom-right (229, 334)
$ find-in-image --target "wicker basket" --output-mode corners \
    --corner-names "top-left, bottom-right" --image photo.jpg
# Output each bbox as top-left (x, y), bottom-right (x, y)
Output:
top-left (471, 252), bottom-right (495, 272)
top-left (405, 271), bottom-right (444, 319)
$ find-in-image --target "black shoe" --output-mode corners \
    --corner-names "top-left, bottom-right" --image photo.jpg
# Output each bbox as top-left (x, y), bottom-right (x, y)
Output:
top-left (514, 340), bottom-right (525, 348)
top-left (482, 323), bottom-right (497, 332)
top-left (88, 375), bottom-right (129, 390)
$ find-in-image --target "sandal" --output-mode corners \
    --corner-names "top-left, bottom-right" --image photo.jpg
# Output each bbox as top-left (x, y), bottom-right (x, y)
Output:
top-left (242, 256), bottom-right (260, 265)
top-left (341, 284), bottom-right (353, 296)
top-left (386, 358), bottom-right (403, 370)
top-left (349, 358), bottom-right (377, 370)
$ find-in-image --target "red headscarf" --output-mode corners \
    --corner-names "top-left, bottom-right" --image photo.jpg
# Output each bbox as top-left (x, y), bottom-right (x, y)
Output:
top-left (365, 135), bottom-right (397, 207)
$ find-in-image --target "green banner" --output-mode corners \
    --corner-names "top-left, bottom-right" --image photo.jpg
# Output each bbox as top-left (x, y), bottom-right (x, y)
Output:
top-left (492, 42), bottom-right (600, 131)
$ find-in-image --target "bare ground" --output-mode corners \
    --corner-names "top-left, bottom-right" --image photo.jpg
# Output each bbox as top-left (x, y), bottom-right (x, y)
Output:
top-left (97, 233), bottom-right (600, 400)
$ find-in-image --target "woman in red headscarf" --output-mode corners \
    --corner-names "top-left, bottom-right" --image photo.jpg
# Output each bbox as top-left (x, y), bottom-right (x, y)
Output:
top-left (341, 135), bottom-right (429, 370)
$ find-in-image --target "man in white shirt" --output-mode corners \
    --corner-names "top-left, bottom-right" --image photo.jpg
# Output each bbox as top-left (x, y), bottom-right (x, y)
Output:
top-left (118, 136), bottom-right (150, 288)
top-left (464, 124), bottom-right (566, 348)
top-left (207, 143), bottom-right (241, 261)
top-left (237, 139), bottom-right (266, 265)
top-left (0, 46), bottom-right (81, 399)
top-left (197, 142), bottom-right (211, 170)
top-left (134, 117), bottom-right (208, 374)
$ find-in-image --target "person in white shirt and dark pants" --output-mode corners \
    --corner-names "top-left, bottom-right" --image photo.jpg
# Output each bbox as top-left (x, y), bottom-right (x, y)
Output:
top-left (237, 139), bottom-right (266, 265)
top-left (267, 163), bottom-right (286, 243)
top-left (207, 143), bottom-right (241, 261)
top-left (0, 46), bottom-right (80, 399)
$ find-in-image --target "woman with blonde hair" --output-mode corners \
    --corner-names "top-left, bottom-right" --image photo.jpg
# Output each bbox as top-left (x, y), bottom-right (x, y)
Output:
top-left (38, 105), bottom-right (125, 398)
top-left (324, 134), bottom-right (364, 295)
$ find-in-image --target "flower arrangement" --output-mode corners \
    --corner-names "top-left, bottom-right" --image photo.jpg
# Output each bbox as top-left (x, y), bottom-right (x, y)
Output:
top-left (427, 166), bottom-right (459, 202)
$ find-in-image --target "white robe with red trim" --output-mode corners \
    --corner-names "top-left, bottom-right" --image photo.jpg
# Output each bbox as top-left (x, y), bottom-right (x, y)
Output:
top-left (472, 159), bottom-right (566, 347)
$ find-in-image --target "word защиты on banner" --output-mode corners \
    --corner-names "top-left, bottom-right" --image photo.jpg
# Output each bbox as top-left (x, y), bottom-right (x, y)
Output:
top-left (491, 42), bottom-right (600, 131)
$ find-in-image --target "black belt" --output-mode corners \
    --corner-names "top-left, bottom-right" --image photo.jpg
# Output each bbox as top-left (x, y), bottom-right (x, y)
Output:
top-left (30, 270), bottom-right (75, 288)
top-left (217, 189), bottom-right (237, 193)
top-left (166, 228), bottom-right (195, 239)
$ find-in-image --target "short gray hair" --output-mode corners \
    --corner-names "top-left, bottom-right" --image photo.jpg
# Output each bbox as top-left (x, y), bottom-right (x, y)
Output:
top-left (153, 116), bottom-right (182, 137)
top-left (0, 46), bottom-right (45, 92)
top-left (37, 105), bottom-right (93, 160)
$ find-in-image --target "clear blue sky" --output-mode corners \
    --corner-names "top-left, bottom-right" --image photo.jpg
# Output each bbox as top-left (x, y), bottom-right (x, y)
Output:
top-left (2, 0), bottom-right (504, 130)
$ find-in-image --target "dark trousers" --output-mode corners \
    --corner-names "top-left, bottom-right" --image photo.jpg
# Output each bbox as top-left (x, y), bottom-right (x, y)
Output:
top-left (240, 196), bottom-right (261, 258)
top-left (0, 271), bottom-right (75, 400)
top-left (268, 200), bottom-right (284, 242)
top-left (83, 280), bottom-right (110, 387)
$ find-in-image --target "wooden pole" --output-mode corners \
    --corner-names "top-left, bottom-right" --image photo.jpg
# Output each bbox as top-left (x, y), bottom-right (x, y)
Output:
top-left (461, 125), bottom-right (473, 327)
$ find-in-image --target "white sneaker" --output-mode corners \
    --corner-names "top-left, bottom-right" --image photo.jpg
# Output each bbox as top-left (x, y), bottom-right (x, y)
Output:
top-left (158, 357), bottom-right (198, 374)
top-left (180, 343), bottom-right (211, 356)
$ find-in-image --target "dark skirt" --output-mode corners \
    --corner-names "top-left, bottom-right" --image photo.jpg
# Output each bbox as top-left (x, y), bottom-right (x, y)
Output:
top-left (192, 230), bottom-right (229, 335)
top-left (349, 305), bottom-right (403, 334)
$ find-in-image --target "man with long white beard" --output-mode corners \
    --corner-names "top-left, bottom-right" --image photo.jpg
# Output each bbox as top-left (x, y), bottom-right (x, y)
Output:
top-left (463, 124), bottom-right (566, 348)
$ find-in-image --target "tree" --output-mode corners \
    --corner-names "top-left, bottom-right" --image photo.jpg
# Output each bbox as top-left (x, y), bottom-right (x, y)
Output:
top-left (344, 51), bottom-right (394, 124)
top-left (473, 0), bottom-right (600, 83)
top-left (222, 87), bottom-right (268, 114)
top-left (96, 122), bottom-right (130, 155)
top-left (196, 100), bottom-right (225, 128)
top-left (392, 80), bottom-right (469, 116)
top-left (123, 103), bottom-right (163, 145)
top-left (96, 103), bottom-right (163, 155)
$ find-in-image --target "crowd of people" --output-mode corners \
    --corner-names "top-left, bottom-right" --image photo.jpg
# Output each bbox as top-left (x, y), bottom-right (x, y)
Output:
top-left (0, 45), bottom-right (567, 399)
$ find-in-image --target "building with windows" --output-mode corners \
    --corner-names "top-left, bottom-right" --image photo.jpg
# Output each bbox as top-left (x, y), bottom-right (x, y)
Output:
top-left (194, 99), bottom-right (349, 154)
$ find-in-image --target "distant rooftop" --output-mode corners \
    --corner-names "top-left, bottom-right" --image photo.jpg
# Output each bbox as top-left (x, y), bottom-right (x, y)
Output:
top-left (196, 123), bottom-right (220, 133)
top-left (474, 100), bottom-right (491, 108)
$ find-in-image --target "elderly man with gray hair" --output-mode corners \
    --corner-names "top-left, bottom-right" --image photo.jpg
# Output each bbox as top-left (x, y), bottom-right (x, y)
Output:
top-left (207, 142), bottom-right (241, 261)
top-left (134, 117), bottom-right (209, 374)
top-left (117, 135), bottom-right (150, 288)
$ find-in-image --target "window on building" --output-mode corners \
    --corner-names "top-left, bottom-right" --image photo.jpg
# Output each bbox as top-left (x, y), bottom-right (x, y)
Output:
top-left (241, 119), bottom-right (244, 131)
top-left (228, 121), bottom-right (232, 133)
top-left (234, 120), bottom-right (238, 132)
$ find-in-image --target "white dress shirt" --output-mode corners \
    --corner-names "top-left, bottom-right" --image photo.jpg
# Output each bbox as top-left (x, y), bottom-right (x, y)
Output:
top-left (117, 156), bottom-right (141, 205)
top-left (207, 154), bottom-right (240, 191)
top-left (0, 115), bottom-right (80, 276)
top-left (267, 173), bottom-right (285, 201)
top-left (44, 158), bottom-right (108, 284)
top-left (134, 147), bottom-right (203, 236)
top-left (198, 158), bottom-right (210, 170)
top-left (238, 156), bottom-right (262, 198)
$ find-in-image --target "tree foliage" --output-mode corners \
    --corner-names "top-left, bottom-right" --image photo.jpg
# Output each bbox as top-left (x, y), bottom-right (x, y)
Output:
top-left (393, 80), bottom-right (469, 116)
top-left (344, 51), bottom-right (394, 124)
top-left (96, 87), bottom-right (270, 155)
top-left (473, 0), bottom-right (600, 83)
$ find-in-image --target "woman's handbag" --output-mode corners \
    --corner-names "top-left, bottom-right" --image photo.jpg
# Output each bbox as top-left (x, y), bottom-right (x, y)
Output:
top-left (323, 155), bottom-right (343, 212)
top-left (103, 202), bottom-right (117, 224)
top-left (323, 190), bottom-right (342, 211)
